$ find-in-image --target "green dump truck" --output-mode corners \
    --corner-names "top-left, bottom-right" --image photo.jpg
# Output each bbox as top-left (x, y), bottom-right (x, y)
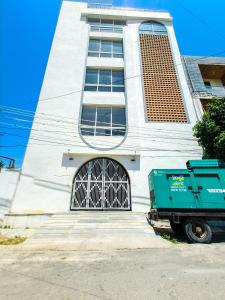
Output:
top-left (148, 160), bottom-right (225, 243)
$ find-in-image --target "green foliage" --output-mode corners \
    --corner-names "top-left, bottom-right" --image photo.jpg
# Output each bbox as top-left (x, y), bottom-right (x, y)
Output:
top-left (193, 98), bottom-right (225, 161)
top-left (0, 235), bottom-right (27, 245)
top-left (161, 233), bottom-right (179, 244)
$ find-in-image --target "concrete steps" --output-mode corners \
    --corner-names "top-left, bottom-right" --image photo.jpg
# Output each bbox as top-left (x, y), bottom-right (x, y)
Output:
top-left (22, 212), bottom-right (170, 250)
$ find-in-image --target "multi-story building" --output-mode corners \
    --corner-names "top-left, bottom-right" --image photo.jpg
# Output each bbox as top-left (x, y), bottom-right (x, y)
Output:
top-left (7, 1), bottom-right (203, 226)
top-left (183, 56), bottom-right (225, 119)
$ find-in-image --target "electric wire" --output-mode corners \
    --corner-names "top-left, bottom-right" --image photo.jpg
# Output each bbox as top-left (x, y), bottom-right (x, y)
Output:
top-left (0, 105), bottom-right (198, 137)
top-left (0, 131), bottom-right (202, 154)
top-left (3, 48), bottom-right (225, 108)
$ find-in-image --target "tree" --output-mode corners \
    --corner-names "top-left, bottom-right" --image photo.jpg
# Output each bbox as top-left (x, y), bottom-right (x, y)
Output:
top-left (193, 97), bottom-right (225, 161)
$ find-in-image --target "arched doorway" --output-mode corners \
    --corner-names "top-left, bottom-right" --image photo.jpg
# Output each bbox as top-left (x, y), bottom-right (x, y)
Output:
top-left (71, 158), bottom-right (131, 210)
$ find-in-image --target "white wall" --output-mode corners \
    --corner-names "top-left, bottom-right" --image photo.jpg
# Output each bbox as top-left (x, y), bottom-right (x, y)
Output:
top-left (10, 1), bottom-right (202, 217)
top-left (0, 169), bottom-right (20, 225)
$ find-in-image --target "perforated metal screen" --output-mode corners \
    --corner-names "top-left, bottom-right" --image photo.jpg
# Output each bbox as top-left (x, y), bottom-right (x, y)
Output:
top-left (140, 34), bottom-right (187, 122)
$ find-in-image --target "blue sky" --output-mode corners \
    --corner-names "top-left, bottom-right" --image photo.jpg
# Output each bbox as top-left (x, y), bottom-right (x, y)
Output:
top-left (1, 0), bottom-right (225, 167)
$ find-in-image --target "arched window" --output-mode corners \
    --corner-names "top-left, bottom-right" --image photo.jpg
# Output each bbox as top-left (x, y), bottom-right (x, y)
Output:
top-left (139, 21), bottom-right (167, 35)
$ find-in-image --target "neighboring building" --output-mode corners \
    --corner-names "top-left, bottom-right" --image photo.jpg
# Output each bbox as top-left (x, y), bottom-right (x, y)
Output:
top-left (183, 56), bottom-right (225, 119)
top-left (6, 1), bottom-right (203, 227)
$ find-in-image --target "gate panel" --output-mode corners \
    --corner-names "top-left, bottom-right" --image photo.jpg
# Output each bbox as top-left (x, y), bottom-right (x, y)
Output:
top-left (71, 158), bottom-right (130, 210)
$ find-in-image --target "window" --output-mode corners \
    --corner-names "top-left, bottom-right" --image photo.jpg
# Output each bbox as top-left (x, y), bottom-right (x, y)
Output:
top-left (204, 81), bottom-right (212, 89)
top-left (88, 39), bottom-right (123, 58)
top-left (80, 106), bottom-right (126, 136)
top-left (87, 18), bottom-right (126, 33)
top-left (84, 69), bottom-right (125, 92)
top-left (139, 21), bottom-right (167, 35)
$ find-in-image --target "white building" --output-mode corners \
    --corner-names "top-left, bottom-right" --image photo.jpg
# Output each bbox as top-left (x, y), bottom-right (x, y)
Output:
top-left (7, 1), bottom-right (202, 226)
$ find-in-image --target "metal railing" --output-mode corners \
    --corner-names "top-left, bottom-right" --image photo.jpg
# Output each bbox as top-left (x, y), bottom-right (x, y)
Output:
top-left (87, 3), bottom-right (168, 13)
top-left (90, 25), bottom-right (123, 33)
top-left (206, 86), bottom-right (225, 97)
top-left (0, 155), bottom-right (16, 169)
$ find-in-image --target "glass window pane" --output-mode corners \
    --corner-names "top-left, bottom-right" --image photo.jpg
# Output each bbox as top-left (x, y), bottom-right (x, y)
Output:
top-left (112, 71), bottom-right (124, 86)
top-left (99, 70), bottom-right (111, 85)
top-left (112, 128), bottom-right (126, 136)
top-left (112, 86), bottom-right (125, 92)
top-left (113, 53), bottom-right (123, 58)
top-left (84, 85), bottom-right (97, 91)
top-left (140, 23), bottom-right (153, 32)
top-left (98, 86), bottom-right (111, 92)
top-left (112, 108), bottom-right (126, 127)
top-left (100, 53), bottom-right (111, 58)
top-left (81, 107), bottom-right (96, 126)
top-left (81, 127), bottom-right (95, 136)
top-left (85, 69), bottom-right (98, 84)
top-left (101, 19), bottom-right (113, 25)
top-left (114, 28), bottom-right (123, 33)
top-left (88, 52), bottom-right (99, 57)
top-left (89, 39), bottom-right (100, 52)
top-left (101, 41), bottom-right (112, 53)
top-left (88, 18), bottom-right (100, 25)
top-left (153, 23), bottom-right (166, 33)
top-left (113, 42), bottom-right (123, 54)
top-left (96, 107), bottom-right (111, 127)
top-left (114, 20), bottom-right (126, 25)
top-left (96, 128), bottom-right (111, 136)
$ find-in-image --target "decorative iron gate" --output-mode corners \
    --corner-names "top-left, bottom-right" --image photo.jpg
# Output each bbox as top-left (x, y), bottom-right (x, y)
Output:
top-left (71, 158), bottom-right (130, 210)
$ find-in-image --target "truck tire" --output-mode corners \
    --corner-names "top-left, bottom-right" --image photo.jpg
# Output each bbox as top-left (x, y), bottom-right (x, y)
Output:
top-left (169, 220), bottom-right (184, 235)
top-left (184, 218), bottom-right (212, 244)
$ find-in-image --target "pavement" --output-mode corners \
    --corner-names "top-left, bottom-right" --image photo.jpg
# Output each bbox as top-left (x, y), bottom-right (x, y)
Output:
top-left (1, 243), bottom-right (225, 300)
top-left (1, 212), bottom-right (225, 299)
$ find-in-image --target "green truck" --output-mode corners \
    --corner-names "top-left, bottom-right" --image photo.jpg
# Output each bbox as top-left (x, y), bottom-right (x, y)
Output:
top-left (148, 160), bottom-right (225, 243)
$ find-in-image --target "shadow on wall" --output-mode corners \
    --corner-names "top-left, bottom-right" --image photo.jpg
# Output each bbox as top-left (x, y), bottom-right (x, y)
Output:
top-left (61, 153), bottom-right (141, 172)
top-left (0, 197), bottom-right (11, 226)
top-left (20, 172), bottom-right (71, 194)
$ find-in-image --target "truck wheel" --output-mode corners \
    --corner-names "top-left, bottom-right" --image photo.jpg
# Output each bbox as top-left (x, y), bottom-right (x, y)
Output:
top-left (169, 220), bottom-right (184, 235)
top-left (184, 218), bottom-right (212, 244)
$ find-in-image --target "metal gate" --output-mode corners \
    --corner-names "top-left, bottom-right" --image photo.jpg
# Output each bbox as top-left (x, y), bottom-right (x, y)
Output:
top-left (71, 158), bottom-right (130, 210)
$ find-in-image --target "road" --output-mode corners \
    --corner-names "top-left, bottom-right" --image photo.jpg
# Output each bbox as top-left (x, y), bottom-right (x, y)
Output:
top-left (1, 241), bottom-right (225, 300)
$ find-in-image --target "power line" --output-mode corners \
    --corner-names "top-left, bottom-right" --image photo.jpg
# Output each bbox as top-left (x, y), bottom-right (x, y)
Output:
top-left (0, 131), bottom-right (202, 153)
top-left (176, 0), bottom-right (225, 41)
top-left (0, 105), bottom-right (198, 137)
top-left (3, 48), bottom-right (225, 109)
top-left (0, 122), bottom-right (199, 149)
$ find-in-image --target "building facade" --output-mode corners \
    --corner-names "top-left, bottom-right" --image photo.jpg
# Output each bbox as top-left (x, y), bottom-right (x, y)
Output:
top-left (183, 55), bottom-right (225, 119)
top-left (8, 1), bottom-right (204, 226)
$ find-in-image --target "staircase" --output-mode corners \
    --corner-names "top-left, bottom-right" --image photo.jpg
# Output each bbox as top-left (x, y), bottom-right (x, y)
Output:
top-left (23, 212), bottom-right (170, 250)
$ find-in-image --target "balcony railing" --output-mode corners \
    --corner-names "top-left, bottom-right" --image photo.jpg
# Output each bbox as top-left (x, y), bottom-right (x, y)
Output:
top-left (90, 25), bottom-right (123, 33)
top-left (205, 86), bottom-right (225, 97)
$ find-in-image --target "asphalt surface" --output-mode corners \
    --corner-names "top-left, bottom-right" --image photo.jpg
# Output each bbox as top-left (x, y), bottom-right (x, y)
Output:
top-left (1, 240), bottom-right (225, 300)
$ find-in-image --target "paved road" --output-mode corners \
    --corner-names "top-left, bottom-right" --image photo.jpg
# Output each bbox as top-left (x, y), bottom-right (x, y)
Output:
top-left (1, 241), bottom-right (225, 300)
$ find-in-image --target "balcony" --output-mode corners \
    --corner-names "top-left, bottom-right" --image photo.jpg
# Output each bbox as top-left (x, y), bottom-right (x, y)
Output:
top-left (199, 64), bottom-right (225, 98)
top-left (205, 85), bottom-right (225, 97)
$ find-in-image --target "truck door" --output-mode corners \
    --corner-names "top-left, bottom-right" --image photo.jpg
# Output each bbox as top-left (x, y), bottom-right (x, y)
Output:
top-left (194, 173), bottom-right (225, 209)
top-left (167, 174), bottom-right (196, 209)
